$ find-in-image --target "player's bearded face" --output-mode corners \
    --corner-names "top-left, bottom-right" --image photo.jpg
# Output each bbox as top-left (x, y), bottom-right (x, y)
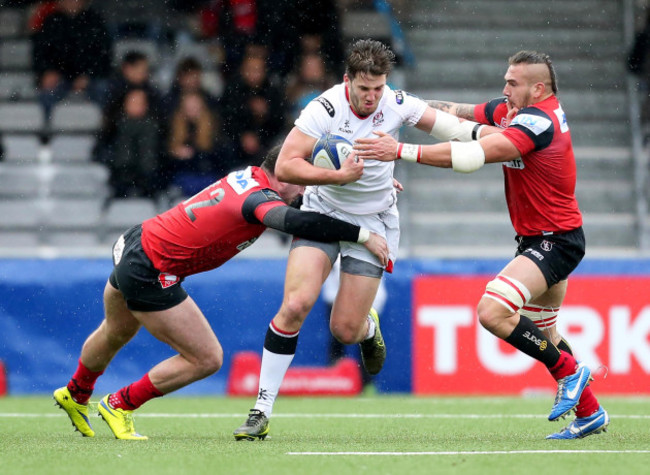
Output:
top-left (503, 65), bottom-right (532, 110)
top-left (345, 73), bottom-right (386, 117)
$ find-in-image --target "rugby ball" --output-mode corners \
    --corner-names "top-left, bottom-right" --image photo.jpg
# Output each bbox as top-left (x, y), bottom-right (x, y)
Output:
top-left (310, 134), bottom-right (353, 170)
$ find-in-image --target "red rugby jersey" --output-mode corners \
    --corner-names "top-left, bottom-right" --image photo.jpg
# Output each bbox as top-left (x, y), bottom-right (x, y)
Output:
top-left (141, 167), bottom-right (284, 277)
top-left (474, 95), bottom-right (582, 236)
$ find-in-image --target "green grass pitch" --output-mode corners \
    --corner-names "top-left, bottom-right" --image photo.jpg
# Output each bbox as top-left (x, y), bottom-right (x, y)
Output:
top-left (1, 395), bottom-right (648, 474)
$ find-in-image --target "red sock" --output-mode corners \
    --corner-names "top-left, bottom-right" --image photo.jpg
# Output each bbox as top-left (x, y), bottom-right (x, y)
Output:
top-left (575, 386), bottom-right (600, 418)
top-left (549, 351), bottom-right (577, 380)
top-left (67, 359), bottom-right (104, 405)
top-left (108, 373), bottom-right (163, 411)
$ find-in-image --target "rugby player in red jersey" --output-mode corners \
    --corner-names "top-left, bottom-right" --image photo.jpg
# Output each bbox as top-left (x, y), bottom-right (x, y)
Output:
top-left (53, 145), bottom-right (388, 439)
top-left (354, 51), bottom-right (609, 440)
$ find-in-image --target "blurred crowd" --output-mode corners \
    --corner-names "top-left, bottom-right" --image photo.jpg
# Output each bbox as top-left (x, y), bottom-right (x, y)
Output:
top-left (12, 0), bottom-right (371, 202)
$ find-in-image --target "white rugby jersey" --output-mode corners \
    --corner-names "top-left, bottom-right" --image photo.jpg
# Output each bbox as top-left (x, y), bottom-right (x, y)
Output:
top-left (295, 82), bottom-right (427, 214)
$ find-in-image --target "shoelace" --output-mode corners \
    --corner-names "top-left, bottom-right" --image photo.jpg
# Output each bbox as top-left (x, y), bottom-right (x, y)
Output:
top-left (123, 411), bottom-right (136, 432)
top-left (247, 411), bottom-right (265, 427)
top-left (554, 377), bottom-right (567, 405)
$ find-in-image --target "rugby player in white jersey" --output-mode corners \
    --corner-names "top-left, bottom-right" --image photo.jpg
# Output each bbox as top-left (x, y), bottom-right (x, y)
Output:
top-left (234, 39), bottom-right (493, 440)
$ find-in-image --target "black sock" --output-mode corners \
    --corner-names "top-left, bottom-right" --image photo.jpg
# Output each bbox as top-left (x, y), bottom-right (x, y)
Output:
top-left (557, 338), bottom-right (573, 355)
top-left (505, 316), bottom-right (561, 368)
top-left (264, 325), bottom-right (299, 355)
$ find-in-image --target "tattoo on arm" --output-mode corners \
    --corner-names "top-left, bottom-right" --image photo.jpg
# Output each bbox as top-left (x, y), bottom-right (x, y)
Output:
top-left (427, 100), bottom-right (476, 120)
top-left (426, 100), bottom-right (455, 113)
top-left (455, 104), bottom-right (476, 120)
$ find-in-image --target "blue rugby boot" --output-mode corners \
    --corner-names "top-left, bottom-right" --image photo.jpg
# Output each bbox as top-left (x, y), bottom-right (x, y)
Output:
top-left (546, 406), bottom-right (609, 439)
top-left (549, 362), bottom-right (592, 421)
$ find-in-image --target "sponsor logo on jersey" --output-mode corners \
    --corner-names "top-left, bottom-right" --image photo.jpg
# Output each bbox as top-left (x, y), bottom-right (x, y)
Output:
top-left (540, 240), bottom-right (553, 252)
top-left (227, 167), bottom-right (259, 195)
top-left (316, 97), bottom-right (335, 117)
top-left (511, 113), bottom-right (552, 135)
top-left (112, 234), bottom-right (125, 265)
top-left (554, 106), bottom-right (569, 133)
top-left (158, 273), bottom-right (179, 289)
top-left (338, 119), bottom-right (353, 134)
top-left (372, 111), bottom-right (384, 127)
top-left (236, 237), bottom-right (258, 251)
top-left (395, 90), bottom-right (404, 104)
top-left (503, 158), bottom-right (525, 169)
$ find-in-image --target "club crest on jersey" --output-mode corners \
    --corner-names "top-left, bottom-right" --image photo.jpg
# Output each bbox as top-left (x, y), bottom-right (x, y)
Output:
top-left (540, 240), bottom-right (553, 252)
top-left (158, 273), bottom-right (179, 289)
top-left (316, 97), bottom-right (335, 117)
top-left (338, 119), bottom-right (353, 134)
top-left (395, 90), bottom-right (404, 104)
top-left (372, 111), bottom-right (384, 127)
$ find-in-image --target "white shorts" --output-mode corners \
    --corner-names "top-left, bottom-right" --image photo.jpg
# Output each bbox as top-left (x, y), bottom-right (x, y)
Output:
top-left (300, 188), bottom-right (400, 269)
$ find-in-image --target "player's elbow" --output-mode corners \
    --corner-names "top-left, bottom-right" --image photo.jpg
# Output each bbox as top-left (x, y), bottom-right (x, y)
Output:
top-left (274, 159), bottom-right (293, 182)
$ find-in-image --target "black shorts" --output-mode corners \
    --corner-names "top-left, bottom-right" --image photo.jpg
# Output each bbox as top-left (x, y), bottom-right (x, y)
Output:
top-left (515, 227), bottom-right (585, 288)
top-left (109, 225), bottom-right (188, 312)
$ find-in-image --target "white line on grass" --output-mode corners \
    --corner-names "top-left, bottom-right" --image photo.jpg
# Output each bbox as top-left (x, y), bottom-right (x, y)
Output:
top-left (286, 450), bottom-right (650, 456)
top-left (1, 413), bottom-right (649, 419)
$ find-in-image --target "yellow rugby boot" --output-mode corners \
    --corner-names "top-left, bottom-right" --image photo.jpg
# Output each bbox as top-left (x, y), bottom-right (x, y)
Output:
top-left (98, 395), bottom-right (148, 440)
top-left (360, 308), bottom-right (386, 375)
top-left (53, 386), bottom-right (95, 437)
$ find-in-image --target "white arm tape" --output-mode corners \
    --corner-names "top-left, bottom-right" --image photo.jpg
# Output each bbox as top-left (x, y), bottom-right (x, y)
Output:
top-left (396, 142), bottom-right (421, 162)
top-left (430, 110), bottom-right (484, 142)
top-left (357, 228), bottom-right (370, 243)
top-left (450, 141), bottom-right (485, 173)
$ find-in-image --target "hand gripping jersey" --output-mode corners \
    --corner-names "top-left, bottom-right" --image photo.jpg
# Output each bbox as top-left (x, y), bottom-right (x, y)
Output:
top-left (474, 95), bottom-right (583, 236)
top-left (141, 167), bottom-right (285, 277)
top-left (296, 83), bottom-right (427, 214)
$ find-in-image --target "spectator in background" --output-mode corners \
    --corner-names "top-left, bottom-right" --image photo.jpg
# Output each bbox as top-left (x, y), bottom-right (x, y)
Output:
top-left (292, 0), bottom-right (345, 77)
top-left (284, 52), bottom-right (336, 123)
top-left (31, 0), bottom-right (113, 119)
top-left (161, 57), bottom-right (220, 121)
top-left (107, 88), bottom-right (162, 199)
top-left (165, 91), bottom-right (234, 197)
top-left (95, 51), bottom-right (163, 169)
top-left (103, 51), bottom-right (162, 113)
top-left (220, 53), bottom-right (286, 167)
top-left (198, 0), bottom-right (260, 78)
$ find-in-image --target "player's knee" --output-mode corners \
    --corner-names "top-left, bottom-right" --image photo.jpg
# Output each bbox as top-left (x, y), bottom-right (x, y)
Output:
top-left (195, 346), bottom-right (223, 378)
top-left (476, 298), bottom-right (508, 332)
top-left (478, 275), bottom-right (531, 332)
top-left (330, 318), bottom-right (363, 345)
top-left (102, 321), bottom-right (139, 350)
top-left (280, 294), bottom-right (314, 324)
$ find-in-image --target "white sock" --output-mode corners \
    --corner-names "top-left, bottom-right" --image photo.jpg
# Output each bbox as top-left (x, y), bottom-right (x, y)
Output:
top-left (253, 348), bottom-right (294, 417)
top-left (364, 313), bottom-right (376, 340)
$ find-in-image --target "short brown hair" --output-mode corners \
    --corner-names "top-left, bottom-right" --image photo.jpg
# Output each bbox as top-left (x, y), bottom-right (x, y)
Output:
top-left (260, 144), bottom-right (282, 175)
top-left (508, 50), bottom-right (558, 94)
top-left (345, 39), bottom-right (395, 79)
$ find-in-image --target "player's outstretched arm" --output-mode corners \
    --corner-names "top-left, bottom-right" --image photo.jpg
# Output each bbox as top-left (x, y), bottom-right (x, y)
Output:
top-left (275, 127), bottom-right (363, 186)
top-left (356, 131), bottom-right (521, 174)
top-left (261, 206), bottom-right (388, 265)
top-left (426, 99), bottom-right (477, 120)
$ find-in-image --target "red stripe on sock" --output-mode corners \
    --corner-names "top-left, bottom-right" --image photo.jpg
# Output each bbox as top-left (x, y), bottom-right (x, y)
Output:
top-left (270, 320), bottom-right (299, 337)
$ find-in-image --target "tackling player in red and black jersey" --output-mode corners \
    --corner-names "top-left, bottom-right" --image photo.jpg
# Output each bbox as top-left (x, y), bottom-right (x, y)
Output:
top-left (354, 50), bottom-right (609, 440)
top-left (53, 145), bottom-right (388, 440)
